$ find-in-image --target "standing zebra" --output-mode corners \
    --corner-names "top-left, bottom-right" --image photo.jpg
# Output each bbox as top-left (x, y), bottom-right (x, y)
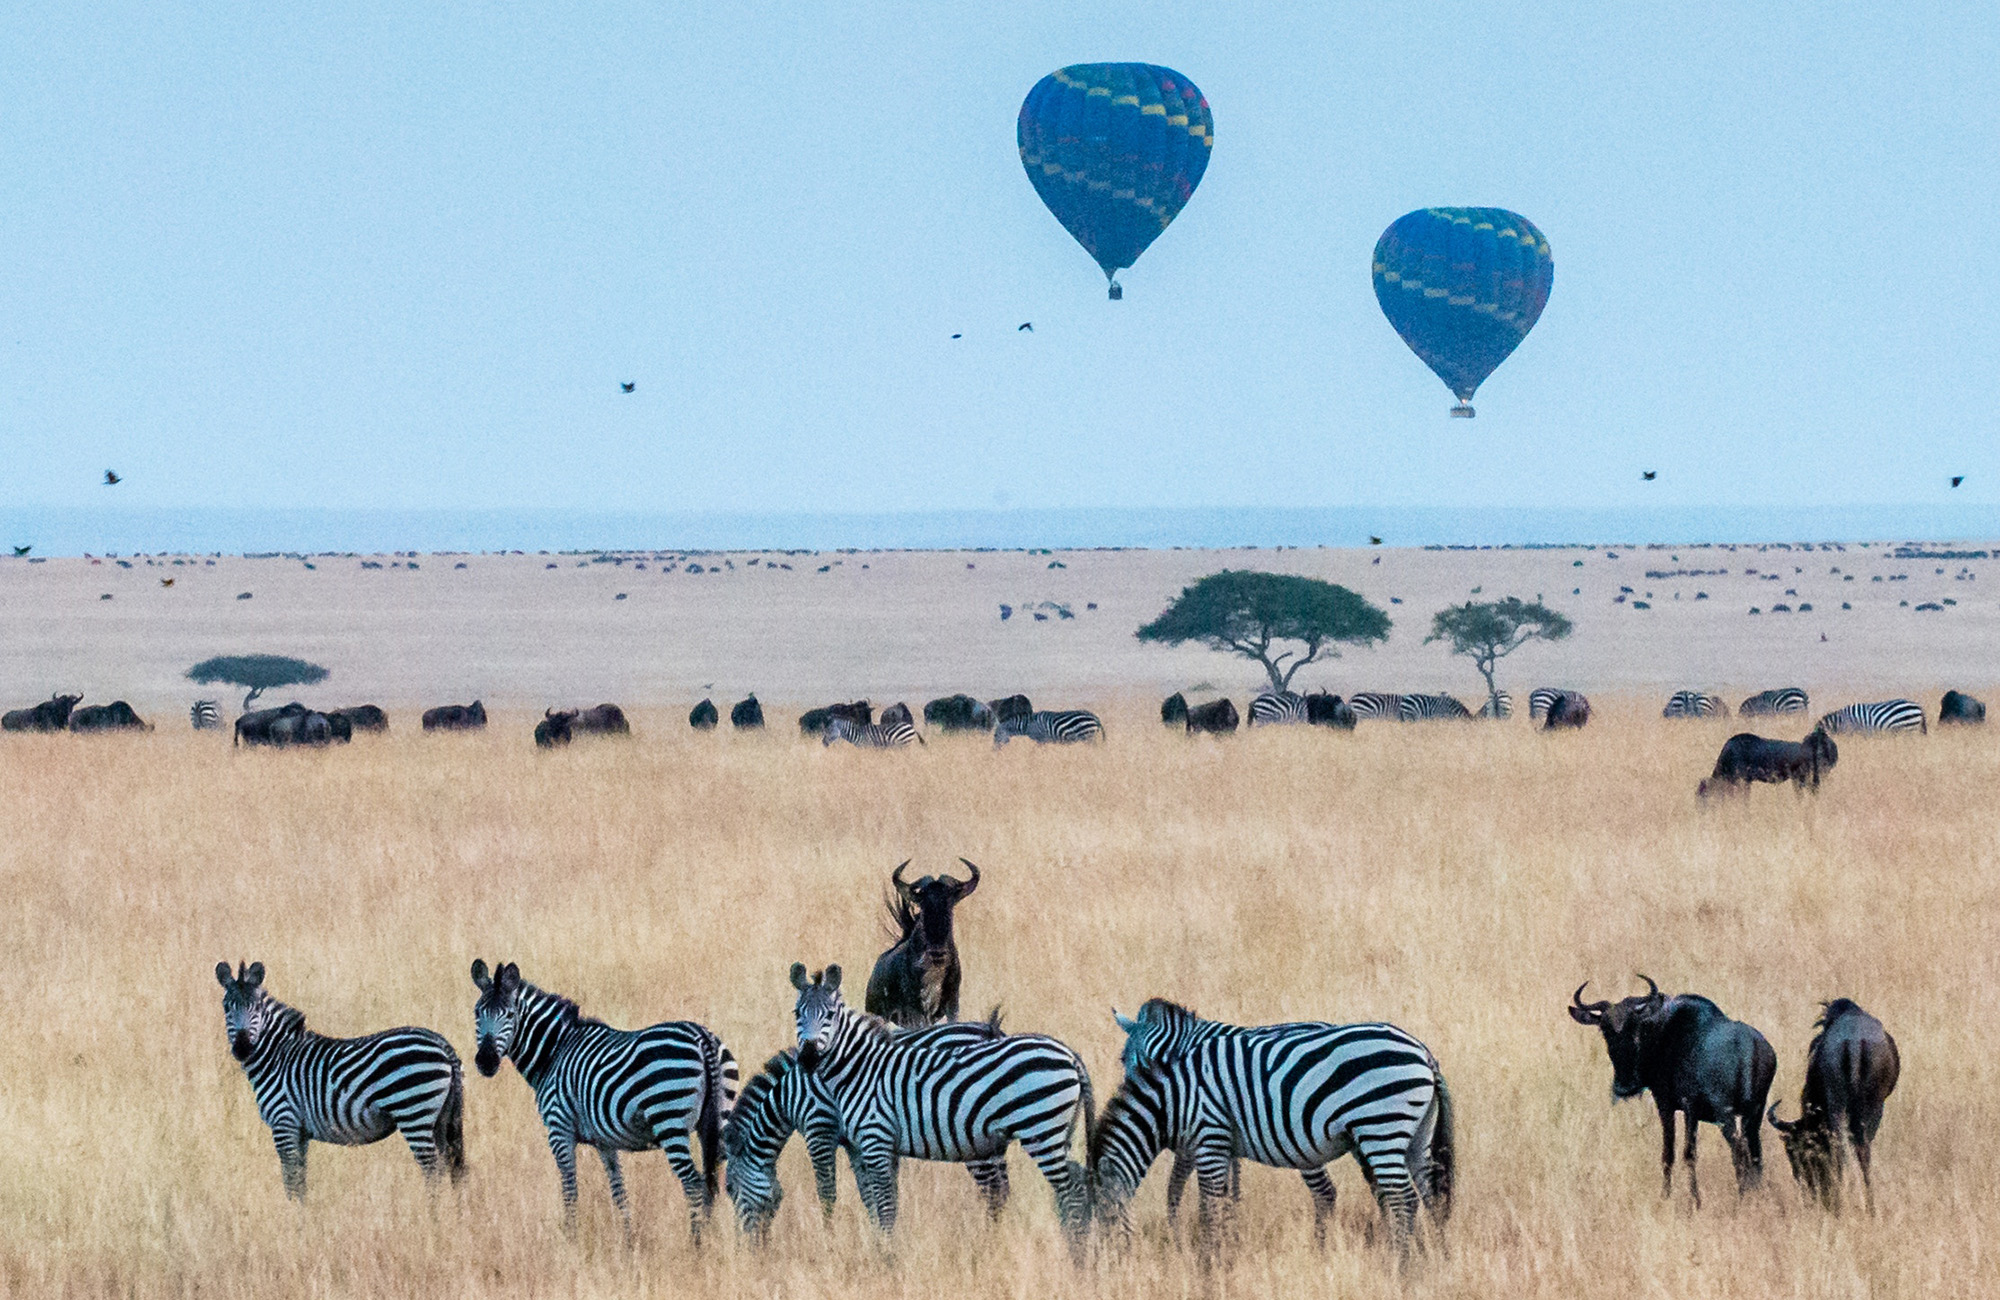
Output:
top-left (992, 709), bottom-right (1104, 746)
top-left (1398, 692), bottom-right (1472, 721)
top-left (1817, 699), bottom-right (1927, 736)
top-left (1739, 687), bottom-right (1809, 717)
top-left (1346, 692), bottom-right (1404, 721)
top-left (190, 699), bottom-right (222, 730)
top-left (1477, 690), bottom-right (1514, 720)
top-left (1528, 687), bottom-right (1588, 722)
top-left (722, 1015), bottom-right (1011, 1239)
top-left (1094, 999), bottom-right (1451, 1254)
top-left (215, 961), bottom-right (465, 1200)
top-left (824, 703), bottom-right (921, 748)
top-left (1663, 690), bottom-right (1727, 718)
top-left (1246, 691), bottom-right (1308, 726)
top-left (788, 964), bottom-right (1093, 1243)
top-left (469, 960), bottom-right (737, 1239)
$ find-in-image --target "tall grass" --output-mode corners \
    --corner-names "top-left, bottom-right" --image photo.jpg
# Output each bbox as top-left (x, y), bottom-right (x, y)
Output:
top-left (1, 700), bottom-right (1992, 1298)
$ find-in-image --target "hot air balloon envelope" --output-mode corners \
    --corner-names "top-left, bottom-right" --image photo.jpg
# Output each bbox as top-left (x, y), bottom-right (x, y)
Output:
top-left (1018, 64), bottom-right (1213, 298)
top-left (1372, 208), bottom-right (1552, 416)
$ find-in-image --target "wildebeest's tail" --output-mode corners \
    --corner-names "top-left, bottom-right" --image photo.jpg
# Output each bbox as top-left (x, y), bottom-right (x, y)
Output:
top-left (696, 1029), bottom-right (732, 1208)
top-left (1417, 1068), bottom-right (1454, 1226)
top-left (439, 1054), bottom-right (467, 1183)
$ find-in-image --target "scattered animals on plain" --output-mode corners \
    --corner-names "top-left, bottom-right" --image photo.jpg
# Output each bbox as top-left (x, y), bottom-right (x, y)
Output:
top-left (422, 701), bottom-right (488, 731)
top-left (1768, 999), bottom-right (1900, 1212)
top-left (1569, 977), bottom-right (1776, 1206)
top-left (865, 859), bottom-right (981, 1027)
top-left (68, 701), bottom-right (152, 732)
top-left (924, 694), bottom-right (997, 732)
top-left (1938, 689), bottom-right (1986, 725)
top-left (1184, 698), bottom-right (1238, 734)
top-left (2, 693), bottom-right (82, 732)
top-left (689, 698), bottom-right (719, 730)
top-left (1698, 730), bottom-right (1837, 796)
top-left (731, 696), bottom-right (765, 729)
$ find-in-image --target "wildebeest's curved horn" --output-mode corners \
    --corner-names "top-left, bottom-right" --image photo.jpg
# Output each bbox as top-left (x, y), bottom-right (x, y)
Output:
top-left (545, 708), bottom-right (556, 719)
top-left (891, 859), bottom-right (914, 900)
top-left (956, 858), bottom-right (980, 895)
top-left (1636, 973), bottom-right (1662, 1001)
top-left (1570, 982), bottom-right (1610, 1022)
top-left (1767, 1103), bottom-right (1796, 1133)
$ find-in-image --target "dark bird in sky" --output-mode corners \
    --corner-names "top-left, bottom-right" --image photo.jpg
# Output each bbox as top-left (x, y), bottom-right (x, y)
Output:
top-left (11, 545), bottom-right (29, 557)
top-left (1951, 476), bottom-right (1964, 487)
top-left (620, 382), bottom-right (635, 393)
top-left (103, 470), bottom-right (121, 485)
top-left (1369, 535), bottom-right (1382, 545)
top-left (950, 333), bottom-right (962, 340)
top-left (1642, 471), bottom-right (1657, 481)
top-left (1018, 322), bottom-right (1033, 332)
top-left (160, 578), bottom-right (173, 587)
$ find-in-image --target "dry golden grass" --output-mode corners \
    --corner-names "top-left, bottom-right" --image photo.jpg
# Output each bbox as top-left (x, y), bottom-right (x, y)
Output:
top-left (2, 700), bottom-right (1995, 1299)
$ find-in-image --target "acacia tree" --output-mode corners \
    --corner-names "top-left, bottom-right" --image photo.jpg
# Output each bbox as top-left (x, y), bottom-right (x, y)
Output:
top-left (186, 654), bottom-right (329, 710)
top-left (1424, 598), bottom-right (1572, 717)
top-left (1135, 570), bottom-right (1391, 694)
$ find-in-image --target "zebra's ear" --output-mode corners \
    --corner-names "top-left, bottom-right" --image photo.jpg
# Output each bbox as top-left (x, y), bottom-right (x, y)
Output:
top-left (497, 963), bottom-right (520, 991)
top-left (1113, 1010), bottom-right (1139, 1034)
top-left (244, 962), bottom-right (264, 988)
top-left (823, 964), bottom-right (842, 993)
top-left (789, 962), bottom-right (809, 991)
top-left (215, 961), bottom-right (233, 989)
top-left (470, 959), bottom-right (491, 991)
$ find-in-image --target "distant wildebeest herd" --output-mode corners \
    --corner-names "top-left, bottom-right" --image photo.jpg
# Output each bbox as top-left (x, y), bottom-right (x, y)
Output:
top-left (210, 856), bottom-right (1902, 1269)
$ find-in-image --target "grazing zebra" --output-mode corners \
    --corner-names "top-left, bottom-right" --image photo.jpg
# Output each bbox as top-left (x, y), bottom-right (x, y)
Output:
top-left (215, 961), bottom-right (465, 1200)
top-left (788, 964), bottom-right (1093, 1243)
top-left (1346, 692), bottom-right (1404, 721)
top-left (1528, 687), bottom-right (1589, 722)
top-left (190, 699), bottom-right (222, 730)
top-left (722, 1015), bottom-right (1011, 1239)
top-left (1478, 690), bottom-right (1513, 720)
top-left (1739, 687), bottom-right (1809, 717)
top-left (469, 960), bottom-right (737, 1240)
top-left (1398, 692), bottom-right (1472, 721)
top-left (1817, 699), bottom-right (1927, 736)
top-left (1663, 690), bottom-right (1727, 718)
top-left (992, 709), bottom-right (1104, 747)
top-left (1247, 691), bottom-right (1308, 726)
top-left (1094, 999), bottom-right (1452, 1254)
top-left (823, 707), bottom-right (921, 748)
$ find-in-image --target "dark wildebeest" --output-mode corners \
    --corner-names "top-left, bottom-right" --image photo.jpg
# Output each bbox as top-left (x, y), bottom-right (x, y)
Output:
top-left (1569, 977), bottom-right (1777, 1206)
top-left (69, 701), bottom-right (151, 732)
top-left (1160, 692), bottom-right (1188, 727)
top-left (1939, 689), bottom-right (1986, 725)
top-left (423, 701), bottom-right (487, 731)
top-left (731, 696), bottom-right (764, 729)
top-left (798, 701), bottom-right (871, 736)
top-left (924, 694), bottom-right (995, 732)
top-left (3, 693), bottom-right (82, 732)
top-left (987, 694), bottom-right (1033, 727)
top-left (865, 859), bottom-right (980, 1028)
top-left (1544, 692), bottom-right (1592, 730)
top-left (329, 705), bottom-right (387, 733)
top-left (1697, 729), bottom-right (1837, 797)
top-left (1184, 698), bottom-right (1238, 734)
top-left (575, 703), bottom-right (630, 736)
top-left (534, 709), bottom-right (575, 748)
top-left (236, 702), bottom-right (307, 747)
top-left (1768, 999), bottom-right (1900, 1212)
top-left (1304, 691), bottom-right (1356, 729)
top-left (690, 699), bottom-right (719, 730)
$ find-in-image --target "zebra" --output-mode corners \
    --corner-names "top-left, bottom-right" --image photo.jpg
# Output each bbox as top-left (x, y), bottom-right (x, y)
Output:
top-left (721, 1015), bottom-right (1012, 1239)
top-left (1739, 687), bottom-right (1809, 717)
top-left (190, 699), bottom-right (222, 730)
top-left (1096, 999), bottom-right (1452, 1254)
top-left (1528, 687), bottom-right (1588, 722)
top-left (1346, 692), bottom-right (1404, 720)
top-left (1817, 699), bottom-right (1927, 736)
top-left (1247, 691), bottom-right (1308, 725)
top-left (788, 963), bottom-right (1094, 1243)
top-left (469, 960), bottom-right (737, 1240)
top-left (1663, 690), bottom-right (1726, 718)
top-left (823, 708), bottom-right (921, 748)
top-left (1398, 692), bottom-right (1472, 721)
top-left (992, 709), bottom-right (1104, 747)
top-left (215, 961), bottom-right (465, 1200)
top-left (1477, 690), bottom-right (1514, 720)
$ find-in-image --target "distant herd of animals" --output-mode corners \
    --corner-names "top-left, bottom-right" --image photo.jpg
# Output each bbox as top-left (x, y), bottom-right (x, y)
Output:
top-left (210, 858), bottom-right (1901, 1268)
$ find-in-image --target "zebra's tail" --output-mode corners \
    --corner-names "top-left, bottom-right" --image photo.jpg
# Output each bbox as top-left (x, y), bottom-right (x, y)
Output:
top-left (1074, 1050), bottom-right (1096, 1158)
top-left (1416, 1068), bottom-right (1454, 1228)
top-left (697, 1029), bottom-right (728, 1211)
top-left (440, 1055), bottom-right (468, 1184)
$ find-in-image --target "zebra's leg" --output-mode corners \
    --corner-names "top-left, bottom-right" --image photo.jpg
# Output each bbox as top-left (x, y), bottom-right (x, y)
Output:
top-left (1191, 1140), bottom-right (1236, 1261)
top-left (1354, 1141), bottom-right (1420, 1258)
top-left (1300, 1166), bottom-right (1337, 1247)
top-left (806, 1131), bottom-right (843, 1223)
top-left (546, 1129), bottom-right (581, 1235)
top-left (394, 1108), bottom-right (442, 1182)
top-left (1017, 1131), bottom-right (1089, 1246)
top-left (273, 1129), bottom-right (308, 1202)
top-left (596, 1148), bottom-right (633, 1238)
top-left (1165, 1149), bottom-right (1192, 1234)
top-left (967, 1156), bottom-right (1010, 1221)
top-left (657, 1129), bottom-right (710, 1244)
top-left (851, 1141), bottom-right (901, 1234)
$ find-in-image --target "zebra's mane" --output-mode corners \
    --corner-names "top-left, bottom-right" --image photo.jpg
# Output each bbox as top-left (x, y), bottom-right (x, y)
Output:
top-left (518, 980), bottom-right (607, 1031)
top-left (837, 998), bottom-right (902, 1043)
top-left (1136, 996), bottom-right (1201, 1026)
top-left (722, 1054), bottom-right (795, 1154)
top-left (257, 992), bottom-right (309, 1038)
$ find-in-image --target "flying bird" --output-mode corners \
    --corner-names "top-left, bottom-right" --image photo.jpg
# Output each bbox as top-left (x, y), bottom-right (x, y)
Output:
top-left (1369, 536), bottom-right (1382, 545)
top-left (950, 333), bottom-right (962, 340)
top-left (1951, 476), bottom-right (1964, 488)
top-left (1642, 471), bottom-right (1657, 481)
top-left (1018, 322), bottom-right (1033, 332)
top-left (11, 545), bottom-right (28, 557)
top-left (103, 470), bottom-right (121, 485)
top-left (620, 382), bottom-right (635, 393)
top-left (160, 578), bottom-right (173, 587)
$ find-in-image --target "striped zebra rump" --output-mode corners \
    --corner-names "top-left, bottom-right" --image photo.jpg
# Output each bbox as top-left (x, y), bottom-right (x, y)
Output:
top-left (1739, 687), bottom-right (1809, 716)
top-left (1663, 690), bottom-right (1726, 718)
top-left (1247, 692), bottom-right (1308, 726)
top-left (1817, 699), bottom-right (1926, 735)
top-left (190, 699), bottom-right (222, 730)
top-left (1478, 690), bottom-right (1513, 720)
top-left (993, 709), bottom-right (1103, 746)
top-left (1346, 692), bottom-right (1404, 720)
top-left (1398, 693), bottom-right (1471, 721)
top-left (824, 716), bottom-right (920, 748)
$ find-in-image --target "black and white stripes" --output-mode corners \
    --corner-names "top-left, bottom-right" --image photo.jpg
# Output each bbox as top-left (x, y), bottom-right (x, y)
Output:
top-left (1738, 687), bottom-right (1809, 717)
top-left (1398, 693), bottom-right (1472, 721)
top-left (190, 699), bottom-right (222, 730)
top-left (1817, 699), bottom-right (1927, 735)
top-left (1247, 692), bottom-right (1308, 726)
top-left (1345, 692), bottom-right (1404, 720)
top-left (993, 709), bottom-right (1104, 746)
top-left (1664, 690), bottom-right (1727, 718)
top-left (824, 704), bottom-right (921, 748)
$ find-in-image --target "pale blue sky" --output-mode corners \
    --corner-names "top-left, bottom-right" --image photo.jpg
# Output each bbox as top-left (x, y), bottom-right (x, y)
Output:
top-left (4, 3), bottom-right (1996, 516)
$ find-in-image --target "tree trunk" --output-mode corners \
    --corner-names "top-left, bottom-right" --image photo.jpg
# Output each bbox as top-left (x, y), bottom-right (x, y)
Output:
top-left (242, 686), bottom-right (263, 711)
top-left (1258, 657), bottom-right (1286, 695)
top-left (1478, 661), bottom-right (1500, 718)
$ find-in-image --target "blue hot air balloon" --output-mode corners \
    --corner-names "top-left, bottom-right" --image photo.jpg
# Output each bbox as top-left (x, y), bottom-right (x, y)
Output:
top-left (1373, 208), bottom-right (1553, 417)
top-left (1018, 64), bottom-right (1213, 299)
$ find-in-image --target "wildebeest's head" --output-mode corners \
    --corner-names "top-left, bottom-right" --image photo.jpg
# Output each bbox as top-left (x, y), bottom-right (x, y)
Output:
top-left (893, 858), bottom-right (980, 960)
top-left (1569, 976), bottom-right (1666, 1099)
top-left (214, 960), bottom-right (269, 1062)
top-left (1803, 727), bottom-right (1837, 772)
top-left (469, 959), bottom-right (523, 1076)
top-left (535, 709), bottom-right (576, 748)
top-left (1767, 1101), bottom-right (1838, 1205)
top-left (791, 963), bottom-right (844, 1070)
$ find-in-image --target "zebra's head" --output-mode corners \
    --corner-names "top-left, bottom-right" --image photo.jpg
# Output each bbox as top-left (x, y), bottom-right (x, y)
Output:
top-left (791, 963), bottom-right (844, 1071)
top-left (720, 1058), bottom-right (793, 1240)
top-left (470, 959), bottom-right (523, 1077)
top-left (214, 960), bottom-right (269, 1062)
top-left (1111, 998), bottom-right (1193, 1073)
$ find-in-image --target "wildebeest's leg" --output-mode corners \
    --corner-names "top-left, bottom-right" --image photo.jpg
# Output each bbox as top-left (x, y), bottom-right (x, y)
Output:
top-left (1300, 1167), bottom-right (1337, 1246)
top-left (1656, 1101), bottom-right (1678, 1200)
top-left (1683, 1114), bottom-right (1701, 1208)
top-left (1850, 1116), bottom-right (1875, 1213)
top-left (657, 1128), bottom-right (709, 1243)
top-left (596, 1148), bottom-right (634, 1238)
top-left (967, 1156), bottom-right (1010, 1220)
top-left (1739, 1109), bottom-right (1764, 1191)
top-left (547, 1128), bottom-right (581, 1234)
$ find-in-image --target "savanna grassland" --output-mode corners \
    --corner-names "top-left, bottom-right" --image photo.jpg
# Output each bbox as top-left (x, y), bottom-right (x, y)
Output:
top-left (2, 701), bottom-right (1995, 1300)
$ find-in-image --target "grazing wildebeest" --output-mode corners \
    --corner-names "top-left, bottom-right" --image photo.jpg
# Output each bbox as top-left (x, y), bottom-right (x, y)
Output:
top-left (572, 703), bottom-right (630, 736)
top-left (1160, 692), bottom-right (1188, 727)
top-left (799, 701), bottom-right (871, 736)
top-left (534, 710), bottom-right (576, 748)
top-left (1939, 689), bottom-right (1986, 725)
top-left (1544, 691), bottom-right (1592, 730)
top-left (69, 701), bottom-right (151, 732)
top-left (1697, 729), bottom-right (1837, 797)
top-left (236, 702), bottom-right (307, 747)
top-left (329, 705), bottom-right (388, 733)
top-left (1569, 977), bottom-right (1776, 1205)
top-left (422, 701), bottom-right (487, 731)
top-left (730, 696), bottom-right (764, 729)
top-left (1303, 692), bottom-right (1356, 729)
top-left (987, 694), bottom-right (1033, 727)
top-left (865, 859), bottom-right (980, 1028)
top-left (3, 693), bottom-right (82, 732)
top-left (1768, 999), bottom-right (1900, 1212)
top-left (689, 699), bottom-right (719, 730)
top-left (1183, 698), bottom-right (1238, 734)
top-left (924, 694), bottom-right (996, 732)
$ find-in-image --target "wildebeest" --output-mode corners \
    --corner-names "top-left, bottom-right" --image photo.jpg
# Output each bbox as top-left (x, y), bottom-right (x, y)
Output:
top-left (1768, 999), bottom-right (1900, 1212)
top-left (534, 709), bottom-right (574, 748)
top-left (236, 702), bottom-right (306, 747)
top-left (798, 701), bottom-right (871, 736)
top-left (1939, 689), bottom-right (1986, 725)
top-left (1303, 692), bottom-right (1356, 729)
top-left (865, 859), bottom-right (980, 1028)
top-left (422, 701), bottom-right (487, 731)
top-left (329, 705), bottom-right (388, 733)
top-left (689, 699), bottom-right (719, 730)
top-left (731, 696), bottom-right (764, 729)
top-left (234, 702), bottom-right (338, 747)
top-left (1697, 729), bottom-right (1837, 797)
top-left (924, 694), bottom-right (996, 732)
top-left (1160, 692), bottom-right (1188, 727)
top-left (3, 693), bottom-right (82, 732)
top-left (575, 703), bottom-right (631, 736)
top-left (69, 701), bottom-right (152, 732)
top-left (987, 694), bottom-right (1033, 726)
top-left (1544, 691), bottom-right (1592, 729)
top-left (1569, 977), bottom-right (1777, 1205)
top-left (1183, 698), bottom-right (1238, 734)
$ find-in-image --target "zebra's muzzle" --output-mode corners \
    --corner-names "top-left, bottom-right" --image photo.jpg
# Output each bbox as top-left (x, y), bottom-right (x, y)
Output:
top-left (230, 1032), bottom-right (253, 1062)
top-left (474, 1041), bottom-right (501, 1076)
top-left (797, 1040), bottom-right (823, 1071)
